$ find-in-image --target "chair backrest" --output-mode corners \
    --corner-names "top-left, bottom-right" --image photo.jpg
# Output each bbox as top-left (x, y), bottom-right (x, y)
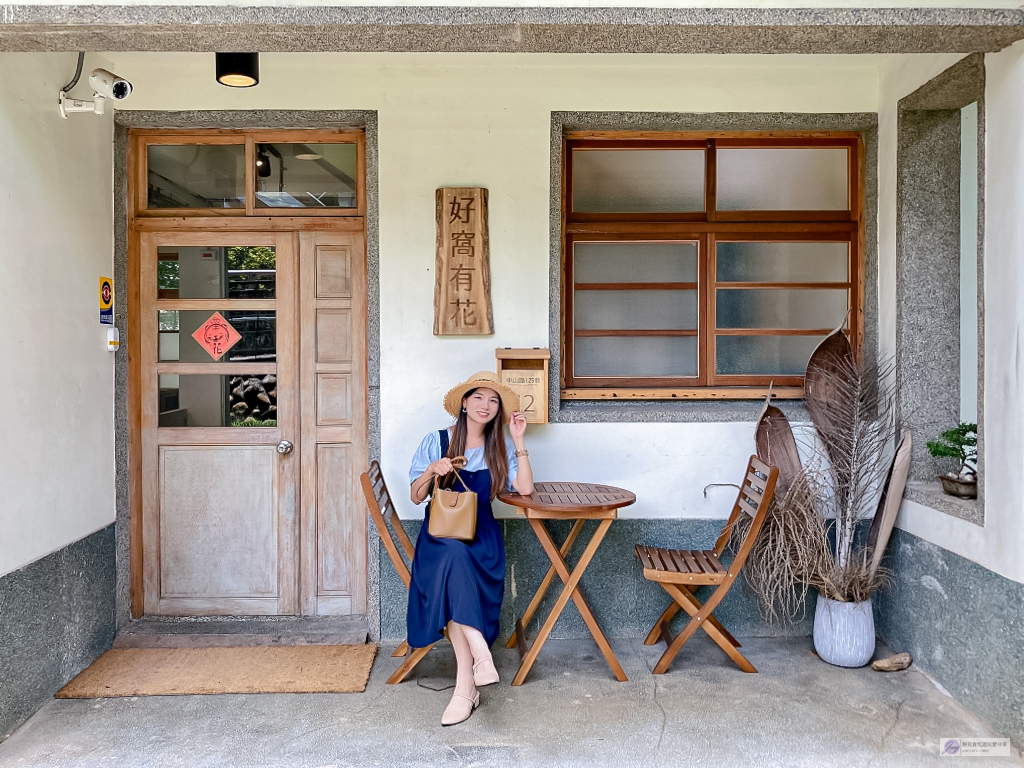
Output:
top-left (711, 455), bottom-right (779, 563)
top-left (360, 460), bottom-right (416, 589)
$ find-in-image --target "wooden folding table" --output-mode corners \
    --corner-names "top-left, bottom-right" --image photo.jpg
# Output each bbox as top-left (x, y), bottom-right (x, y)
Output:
top-left (498, 482), bottom-right (636, 686)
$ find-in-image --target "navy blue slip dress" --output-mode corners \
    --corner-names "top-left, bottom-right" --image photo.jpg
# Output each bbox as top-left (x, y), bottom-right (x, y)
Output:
top-left (406, 429), bottom-right (506, 649)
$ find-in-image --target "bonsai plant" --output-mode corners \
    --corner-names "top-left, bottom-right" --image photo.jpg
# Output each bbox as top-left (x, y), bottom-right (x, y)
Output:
top-left (735, 327), bottom-right (911, 667)
top-left (927, 422), bottom-right (978, 498)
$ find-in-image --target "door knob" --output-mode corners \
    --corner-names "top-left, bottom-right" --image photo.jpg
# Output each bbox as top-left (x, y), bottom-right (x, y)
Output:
top-left (277, 440), bottom-right (294, 455)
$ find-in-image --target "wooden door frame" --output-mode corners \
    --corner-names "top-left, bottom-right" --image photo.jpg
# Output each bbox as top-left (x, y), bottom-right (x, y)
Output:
top-left (126, 127), bottom-right (369, 618)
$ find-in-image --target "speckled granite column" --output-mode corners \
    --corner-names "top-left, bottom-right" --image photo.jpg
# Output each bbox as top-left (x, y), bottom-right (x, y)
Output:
top-left (895, 54), bottom-right (985, 522)
top-left (875, 528), bottom-right (1024, 750)
top-left (0, 526), bottom-right (116, 742)
top-left (896, 107), bottom-right (962, 478)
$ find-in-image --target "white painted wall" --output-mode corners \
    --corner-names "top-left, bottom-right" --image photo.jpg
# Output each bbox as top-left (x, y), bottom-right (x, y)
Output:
top-left (5, 46), bottom-right (1022, 581)
top-left (960, 101), bottom-right (979, 424)
top-left (0, 53), bottom-right (116, 577)
top-left (878, 42), bottom-right (1024, 584)
top-left (107, 51), bottom-right (878, 523)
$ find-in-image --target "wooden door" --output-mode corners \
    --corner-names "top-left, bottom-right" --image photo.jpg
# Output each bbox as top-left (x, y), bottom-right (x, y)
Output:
top-left (299, 231), bottom-right (369, 615)
top-left (141, 231), bottom-right (300, 615)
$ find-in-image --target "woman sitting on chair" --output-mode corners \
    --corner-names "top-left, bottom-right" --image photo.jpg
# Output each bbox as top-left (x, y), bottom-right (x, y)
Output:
top-left (408, 371), bottom-right (533, 725)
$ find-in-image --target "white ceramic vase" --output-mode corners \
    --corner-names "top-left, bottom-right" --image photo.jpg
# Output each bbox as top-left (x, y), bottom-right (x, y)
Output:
top-left (813, 593), bottom-right (876, 667)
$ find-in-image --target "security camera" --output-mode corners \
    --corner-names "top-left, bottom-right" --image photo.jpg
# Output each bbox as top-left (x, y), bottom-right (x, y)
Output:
top-left (59, 67), bottom-right (132, 118)
top-left (89, 69), bottom-right (132, 101)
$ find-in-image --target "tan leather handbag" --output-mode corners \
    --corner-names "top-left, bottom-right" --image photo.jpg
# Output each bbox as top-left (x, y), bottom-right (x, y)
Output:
top-left (428, 457), bottom-right (477, 541)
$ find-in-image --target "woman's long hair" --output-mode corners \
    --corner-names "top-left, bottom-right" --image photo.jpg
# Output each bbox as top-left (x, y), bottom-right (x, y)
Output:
top-left (446, 388), bottom-right (509, 500)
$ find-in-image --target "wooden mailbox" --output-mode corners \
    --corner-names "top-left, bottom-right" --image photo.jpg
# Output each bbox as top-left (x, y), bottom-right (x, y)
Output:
top-left (496, 348), bottom-right (550, 424)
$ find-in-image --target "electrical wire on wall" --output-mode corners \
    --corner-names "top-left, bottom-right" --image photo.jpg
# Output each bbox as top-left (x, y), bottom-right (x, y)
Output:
top-left (61, 52), bottom-right (86, 97)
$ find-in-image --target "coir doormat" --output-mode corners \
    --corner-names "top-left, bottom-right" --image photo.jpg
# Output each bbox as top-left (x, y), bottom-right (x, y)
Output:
top-left (56, 645), bottom-right (378, 697)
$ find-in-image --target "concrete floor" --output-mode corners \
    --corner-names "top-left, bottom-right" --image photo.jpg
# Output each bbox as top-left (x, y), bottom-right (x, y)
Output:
top-left (0, 636), bottom-right (1018, 768)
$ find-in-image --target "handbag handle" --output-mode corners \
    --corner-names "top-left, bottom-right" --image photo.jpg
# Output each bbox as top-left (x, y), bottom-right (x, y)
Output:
top-left (431, 456), bottom-right (471, 495)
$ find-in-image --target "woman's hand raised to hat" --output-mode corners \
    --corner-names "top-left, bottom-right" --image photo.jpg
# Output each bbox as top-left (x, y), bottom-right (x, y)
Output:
top-left (509, 411), bottom-right (528, 441)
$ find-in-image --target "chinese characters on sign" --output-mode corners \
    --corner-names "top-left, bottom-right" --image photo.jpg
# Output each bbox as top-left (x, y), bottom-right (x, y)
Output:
top-left (434, 187), bottom-right (493, 335)
top-left (495, 348), bottom-right (551, 424)
top-left (192, 312), bottom-right (242, 360)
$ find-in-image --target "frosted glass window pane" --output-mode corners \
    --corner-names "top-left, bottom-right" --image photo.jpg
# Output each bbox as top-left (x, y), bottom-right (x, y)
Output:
top-left (717, 336), bottom-right (824, 375)
top-left (716, 289), bottom-right (848, 329)
top-left (574, 242), bottom-right (697, 283)
top-left (575, 337), bottom-right (697, 377)
top-left (575, 290), bottom-right (697, 330)
top-left (573, 150), bottom-right (704, 212)
top-left (716, 242), bottom-right (849, 283)
top-left (717, 148), bottom-right (848, 211)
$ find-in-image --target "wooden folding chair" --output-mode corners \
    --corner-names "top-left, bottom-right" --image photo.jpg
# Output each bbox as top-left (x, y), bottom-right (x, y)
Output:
top-left (635, 455), bottom-right (779, 674)
top-left (361, 460), bottom-right (439, 684)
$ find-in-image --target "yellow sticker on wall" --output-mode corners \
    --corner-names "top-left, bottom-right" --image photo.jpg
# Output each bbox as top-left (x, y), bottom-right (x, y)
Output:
top-left (99, 277), bottom-right (114, 325)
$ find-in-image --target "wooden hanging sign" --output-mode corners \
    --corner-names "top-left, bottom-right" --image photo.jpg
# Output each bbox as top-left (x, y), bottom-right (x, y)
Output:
top-left (434, 187), bottom-right (493, 335)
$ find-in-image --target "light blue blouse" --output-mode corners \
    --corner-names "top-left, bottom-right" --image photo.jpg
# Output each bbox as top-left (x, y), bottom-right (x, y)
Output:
top-left (409, 429), bottom-right (519, 491)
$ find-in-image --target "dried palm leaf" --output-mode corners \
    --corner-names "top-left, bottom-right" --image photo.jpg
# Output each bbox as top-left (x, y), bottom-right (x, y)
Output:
top-left (803, 349), bottom-right (898, 573)
top-left (754, 384), bottom-right (802, 493)
top-left (804, 323), bottom-right (855, 467)
top-left (737, 336), bottom-right (900, 618)
top-left (866, 429), bottom-right (912, 580)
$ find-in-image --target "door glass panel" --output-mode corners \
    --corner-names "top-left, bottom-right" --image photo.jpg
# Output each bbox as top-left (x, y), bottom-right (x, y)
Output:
top-left (716, 335), bottom-right (825, 375)
top-left (716, 289), bottom-right (848, 330)
top-left (158, 310), bottom-right (277, 363)
top-left (255, 143), bottom-right (358, 209)
top-left (717, 147), bottom-right (848, 211)
top-left (575, 290), bottom-right (697, 330)
top-left (158, 246), bottom-right (276, 299)
top-left (574, 336), bottom-right (698, 377)
top-left (147, 145), bottom-right (245, 209)
top-left (158, 373), bottom-right (278, 427)
top-left (574, 242), bottom-right (697, 283)
top-left (716, 242), bottom-right (849, 283)
top-left (572, 149), bottom-right (705, 212)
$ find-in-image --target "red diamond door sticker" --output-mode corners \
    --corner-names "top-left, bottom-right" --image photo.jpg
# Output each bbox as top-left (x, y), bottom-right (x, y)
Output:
top-left (192, 312), bottom-right (242, 361)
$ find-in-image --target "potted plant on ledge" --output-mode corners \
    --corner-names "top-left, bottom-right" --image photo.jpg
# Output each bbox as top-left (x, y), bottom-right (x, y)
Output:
top-left (739, 327), bottom-right (912, 668)
top-left (927, 422), bottom-right (978, 499)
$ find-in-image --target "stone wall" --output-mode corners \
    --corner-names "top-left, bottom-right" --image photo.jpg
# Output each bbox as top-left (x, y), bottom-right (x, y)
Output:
top-left (875, 527), bottom-right (1024, 750)
top-left (0, 526), bottom-right (116, 742)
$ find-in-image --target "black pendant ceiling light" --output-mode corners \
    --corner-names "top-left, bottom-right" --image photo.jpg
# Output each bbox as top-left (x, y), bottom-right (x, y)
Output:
top-left (216, 53), bottom-right (260, 88)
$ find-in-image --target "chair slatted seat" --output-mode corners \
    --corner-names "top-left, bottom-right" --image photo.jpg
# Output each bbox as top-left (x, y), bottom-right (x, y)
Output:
top-left (636, 455), bottom-right (779, 674)
top-left (361, 460), bottom-right (438, 684)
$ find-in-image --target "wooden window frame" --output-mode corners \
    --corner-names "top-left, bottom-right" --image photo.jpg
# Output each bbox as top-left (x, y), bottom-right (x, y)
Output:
top-left (132, 128), bottom-right (366, 218)
top-left (561, 131), bottom-right (865, 400)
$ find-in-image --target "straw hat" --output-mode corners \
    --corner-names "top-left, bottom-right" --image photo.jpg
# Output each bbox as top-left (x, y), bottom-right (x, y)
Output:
top-left (443, 371), bottom-right (520, 421)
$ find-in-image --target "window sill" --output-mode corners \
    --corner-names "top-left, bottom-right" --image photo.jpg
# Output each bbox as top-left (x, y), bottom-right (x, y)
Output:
top-left (560, 387), bottom-right (805, 401)
top-left (904, 481), bottom-right (983, 526)
top-left (551, 397), bottom-right (810, 424)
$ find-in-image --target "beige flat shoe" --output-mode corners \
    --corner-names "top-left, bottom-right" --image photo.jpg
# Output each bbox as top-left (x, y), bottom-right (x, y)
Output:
top-left (473, 658), bottom-right (500, 687)
top-left (441, 690), bottom-right (480, 726)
